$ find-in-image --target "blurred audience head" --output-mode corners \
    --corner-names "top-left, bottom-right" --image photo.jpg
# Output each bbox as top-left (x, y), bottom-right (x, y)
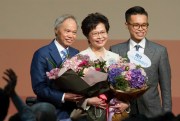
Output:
top-left (31, 102), bottom-right (57, 121)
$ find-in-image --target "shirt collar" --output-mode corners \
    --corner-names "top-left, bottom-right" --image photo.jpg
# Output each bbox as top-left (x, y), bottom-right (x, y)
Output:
top-left (129, 38), bottom-right (146, 49)
top-left (54, 39), bottom-right (69, 52)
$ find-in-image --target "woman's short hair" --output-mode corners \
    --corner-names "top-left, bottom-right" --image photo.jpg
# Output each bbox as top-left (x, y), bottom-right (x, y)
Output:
top-left (81, 12), bottom-right (110, 38)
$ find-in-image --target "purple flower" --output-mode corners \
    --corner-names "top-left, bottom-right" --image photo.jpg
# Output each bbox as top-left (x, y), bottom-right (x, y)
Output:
top-left (108, 67), bottom-right (124, 85)
top-left (108, 60), bottom-right (148, 91)
top-left (129, 69), bottom-right (146, 88)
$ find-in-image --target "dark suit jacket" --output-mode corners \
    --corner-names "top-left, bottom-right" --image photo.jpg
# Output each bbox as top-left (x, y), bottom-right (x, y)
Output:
top-left (30, 40), bottom-right (79, 120)
top-left (109, 39), bottom-right (172, 117)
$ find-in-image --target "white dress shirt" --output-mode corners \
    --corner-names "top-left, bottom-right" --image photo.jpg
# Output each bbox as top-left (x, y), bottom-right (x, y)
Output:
top-left (129, 38), bottom-right (146, 53)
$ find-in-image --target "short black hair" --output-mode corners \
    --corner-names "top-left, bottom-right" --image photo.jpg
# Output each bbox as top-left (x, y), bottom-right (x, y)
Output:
top-left (81, 12), bottom-right (110, 38)
top-left (125, 6), bottom-right (148, 22)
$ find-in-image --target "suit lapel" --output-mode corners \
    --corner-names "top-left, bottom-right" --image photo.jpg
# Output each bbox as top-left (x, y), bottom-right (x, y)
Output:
top-left (144, 39), bottom-right (155, 60)
top-left (121, 40), bottom-right (130, 60)
top-left (48, 41), bottom-right (62, 67)
top-left (122, 43), bottom-right (129, 57)
top-left (48, 42), bottom-right (78, 67)
top-left (68, 47), bottom-right (77, 58)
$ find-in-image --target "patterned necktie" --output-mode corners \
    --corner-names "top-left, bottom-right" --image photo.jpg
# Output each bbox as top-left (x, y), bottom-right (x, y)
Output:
top-left (61, 49), bottom-right (68, 61)
top-left (135, 45), bottom-right (141, 51)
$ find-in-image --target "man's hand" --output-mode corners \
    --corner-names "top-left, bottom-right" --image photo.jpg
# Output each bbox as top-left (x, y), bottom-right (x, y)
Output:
top-left (2, 69), bottom-right (17, 96)
top-left (64, 93), bottom-right (83, 102)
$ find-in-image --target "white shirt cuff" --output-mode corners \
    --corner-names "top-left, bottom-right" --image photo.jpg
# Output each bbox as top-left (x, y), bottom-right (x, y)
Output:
top-left (83, 99), bottom-right (90, 110)
top-left (61, 93), bottom-right (65, 103)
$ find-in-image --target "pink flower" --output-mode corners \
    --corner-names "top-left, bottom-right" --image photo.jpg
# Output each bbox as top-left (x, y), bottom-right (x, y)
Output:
top-left (46, 54), bottom-right (107, 80)
top-left (95, 68), bottom-right (101, 71)
top-left (124, 71), bottom-right (132, 81)
top-left (78, 60), bottom-right (89, 67)
top-left (46, 68), bottom-right (60, 80)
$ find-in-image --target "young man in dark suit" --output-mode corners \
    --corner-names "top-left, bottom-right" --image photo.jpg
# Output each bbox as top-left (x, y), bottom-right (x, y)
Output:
top-left (110, 6), bottom-right (172, 118)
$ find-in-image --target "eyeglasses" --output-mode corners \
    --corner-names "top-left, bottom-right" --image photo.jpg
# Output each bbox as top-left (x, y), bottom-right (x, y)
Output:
top-left (91, 31), bottom-right (107, 37)
top-left (128, 23), bottom-right (149, 30)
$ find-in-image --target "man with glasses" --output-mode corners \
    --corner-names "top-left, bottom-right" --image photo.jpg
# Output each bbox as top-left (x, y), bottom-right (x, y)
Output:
top-left (110, 6), bottom-right (172, 118)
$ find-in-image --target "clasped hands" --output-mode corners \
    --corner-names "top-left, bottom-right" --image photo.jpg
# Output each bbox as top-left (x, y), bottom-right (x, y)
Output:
top-left (64, 93), bottom-right (129, 114)
top-left (64, 93), bottom-right (107, 109)
top-left (86, 97), bottom-right (129, 114)
top-left (87, 96), bottom-right (107, 109)
top-left (87, 96), bottom-right (129, 113)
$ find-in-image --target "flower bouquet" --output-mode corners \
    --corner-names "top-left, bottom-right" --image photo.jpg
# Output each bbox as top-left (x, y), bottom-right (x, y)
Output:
top-left (107, 59), bottom-right (149, 121)
top-left (46, 54), bottom-right (109, 97)
top-left (108, 61), bottom-right (148, 102)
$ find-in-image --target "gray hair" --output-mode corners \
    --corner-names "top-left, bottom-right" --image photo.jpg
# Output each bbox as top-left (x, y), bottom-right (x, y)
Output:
top-left (54, 14), bottom-right (78, 30)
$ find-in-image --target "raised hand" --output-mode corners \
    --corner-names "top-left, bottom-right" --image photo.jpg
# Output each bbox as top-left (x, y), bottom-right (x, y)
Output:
top-left (2, 68), bottom-right (17, 96)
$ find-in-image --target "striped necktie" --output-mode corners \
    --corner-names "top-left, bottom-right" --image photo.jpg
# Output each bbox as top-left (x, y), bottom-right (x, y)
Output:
top-left (61, 49), bottom-right (68, 61)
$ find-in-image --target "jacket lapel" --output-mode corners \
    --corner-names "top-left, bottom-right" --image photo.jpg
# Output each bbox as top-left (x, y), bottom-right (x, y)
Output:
top-left (121, 40), bottom-right (130, 61)
top-left (123, 40), bottom-right (130, 57)
top-left (144, 39), bottom-right (155, 60)
top-left (48, 41), bottom-right (62, 67)
top-left (68, 47), bottom-right (77, 58)
top-left (48, 41), bottom-right (78, 67)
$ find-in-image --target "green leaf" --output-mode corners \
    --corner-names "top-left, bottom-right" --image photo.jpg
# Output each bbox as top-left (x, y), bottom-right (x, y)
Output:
top-left (46, 58), bottom-right (57, 68)
top-left (115, 76), bottom-right (129, 91)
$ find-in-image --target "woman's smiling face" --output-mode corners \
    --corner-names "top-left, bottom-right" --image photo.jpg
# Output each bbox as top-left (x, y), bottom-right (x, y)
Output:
top-left (88, 23), bottom-right (108, 50)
